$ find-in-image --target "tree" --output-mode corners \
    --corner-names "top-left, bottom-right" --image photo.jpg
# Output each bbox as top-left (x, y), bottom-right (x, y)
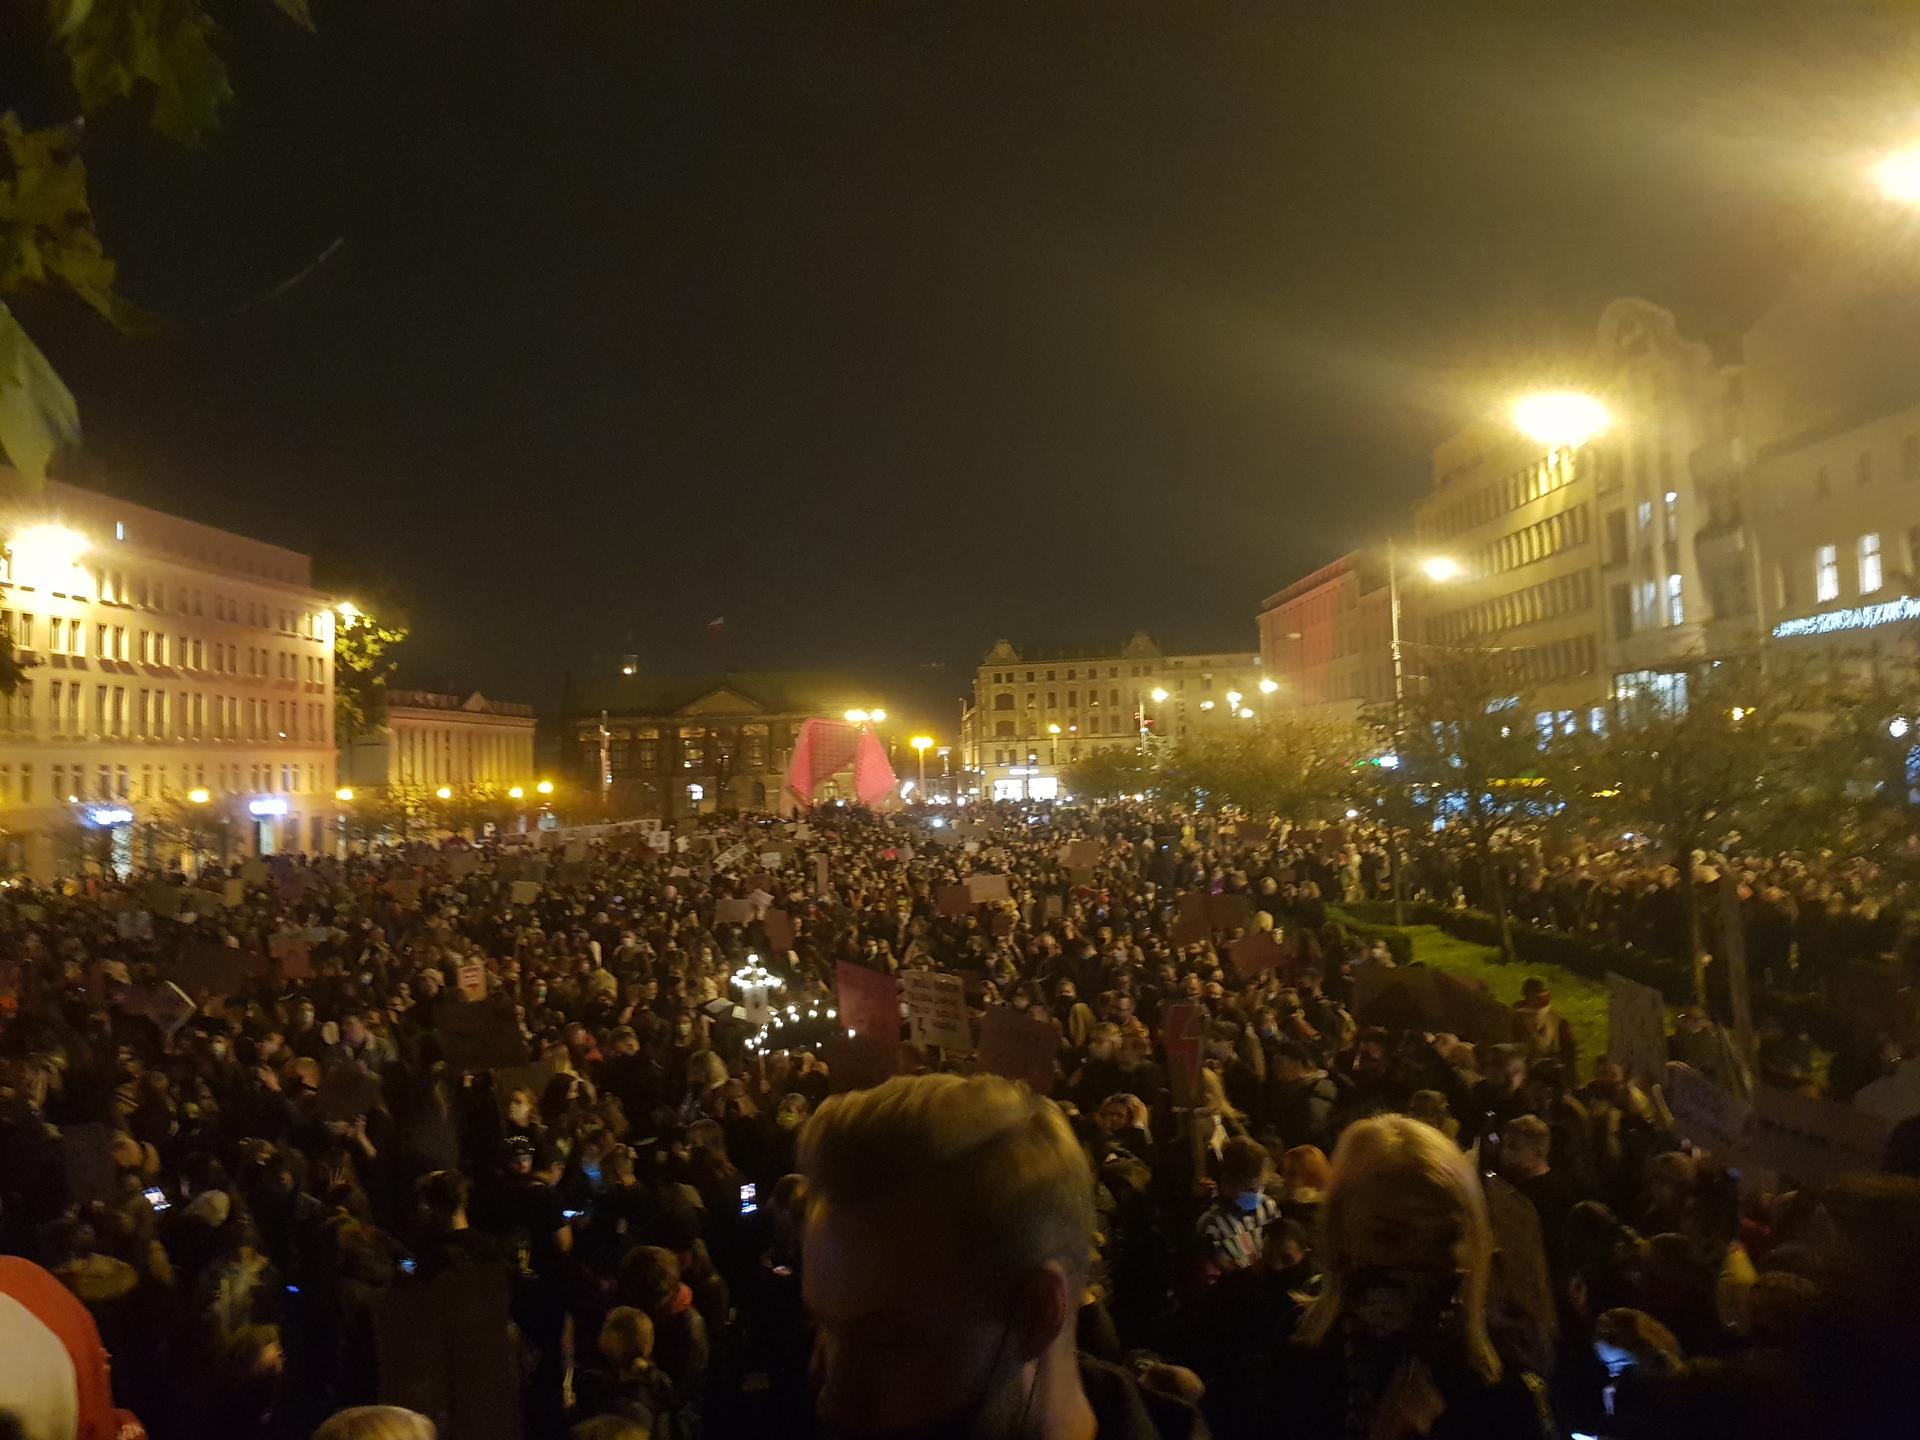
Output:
top-left (1369, 645), bottom-right (1556, 962)
top-left (2, 1), bottom-right (320, 483)
top-left (1555, 654), bottom-right (1829, 1005)
top-left (332, 604), bottom-right (408, 744)
top-left (1155, 717), bottom-right (1370, 818)
top-left (1061, 744), bottom-right (1154, 803)
top-left (145, 794), bottom-right (228, 871)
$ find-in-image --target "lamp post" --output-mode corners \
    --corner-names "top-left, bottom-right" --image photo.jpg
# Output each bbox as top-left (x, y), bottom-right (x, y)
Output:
top-left (1258, 675), bottom-right (1278, 725)
top-left (1384, 542), bottom-right (1463, 924)
top-left (1046, 722), bottom-right (1061, 769)
top-left (910, 735), bottom-right (932, 794)
top-left (1148, 686), bottom-right (1169, 743)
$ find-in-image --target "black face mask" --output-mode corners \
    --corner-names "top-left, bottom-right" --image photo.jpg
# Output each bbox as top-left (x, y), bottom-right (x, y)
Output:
top-left (1343, 1265), bottom-right (1462, 1345)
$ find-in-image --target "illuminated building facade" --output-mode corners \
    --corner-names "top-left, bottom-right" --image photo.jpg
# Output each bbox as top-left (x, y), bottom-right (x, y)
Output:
top-left (1256, 552), bottom-right (1394, 721)
top-left (340, 690), bottom-right (536, 792)
top-left (959, 634), bottom-right (1264, 799)
top-left (0, 471), bottom-right (340, 876)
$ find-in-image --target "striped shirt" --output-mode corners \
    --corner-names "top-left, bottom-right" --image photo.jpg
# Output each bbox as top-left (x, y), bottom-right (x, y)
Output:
top-left (1197, 1194), bottom-right (1280, 1271)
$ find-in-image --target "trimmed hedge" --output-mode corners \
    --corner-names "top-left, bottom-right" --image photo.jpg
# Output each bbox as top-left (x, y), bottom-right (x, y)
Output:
top-left (1325, 907), bottom-right (1416, 968)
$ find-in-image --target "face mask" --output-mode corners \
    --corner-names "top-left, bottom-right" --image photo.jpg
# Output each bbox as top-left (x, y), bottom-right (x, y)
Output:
top-left (1233, 1190), bottom-right (1263, 1214)
top-left (777, 1109), bottom-right (805, 1131)
top-left (1343, 1265), bottom-right (1461, 1342)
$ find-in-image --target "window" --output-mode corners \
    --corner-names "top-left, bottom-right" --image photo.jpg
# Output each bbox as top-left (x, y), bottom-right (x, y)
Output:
top-left (1636, 500), bottom-right (1653, 535)
top-left (1860, 532), bottom-right (1884, 594)
top-left (1604, 509), bottom-right (1628, 564)
top-left (1663, 491), bottom-right (1678, 543)
top-left (1666, 573), bottom-right (1684, 626)
top-left (48, 680), bottom-right (63, 736)
top-left (1635, 578), bottom-right (1657, 629)
top-left (1816, 544), bottom-right (1840, 602)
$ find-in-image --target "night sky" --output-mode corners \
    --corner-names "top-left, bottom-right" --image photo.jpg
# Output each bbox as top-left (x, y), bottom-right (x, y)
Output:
top-left (10, 1), bottom-right (1920, 719)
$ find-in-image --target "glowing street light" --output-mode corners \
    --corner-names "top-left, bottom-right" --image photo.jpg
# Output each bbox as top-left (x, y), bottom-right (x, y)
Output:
top-left (844, 708), bottom-right (869, 724)
top-left (1872, 143), bottom-right (1920, 204)
top-left (435, 786), bottom-right (452, 800)
top-left (910, 734), bottom-right (933, 791)
top-left (1511, 391), bottom-right (1610, 449)
top-left (334, 787), bottom-right (354, 802)
top-left (1258, 677), bottom-right (1279, 695)
top-left (508, 785), bottom-right (525, 799)
top-left (187, 787), bottom-right (211, 805)
top-left (1226, 690), bottom-right (1242, 708)
top-left (535, 779), bottom-right (554, 795)
top-left (1150, 687), bottom-right (1169, 703)
top-left (7, 523), bottom-right (88, 592)
top-left (334, 599), bottom-right (362, 629)
top-left (870, 708), bottom-right (886, 722)
top-left (1421, 556), bottom-right (1463, 582)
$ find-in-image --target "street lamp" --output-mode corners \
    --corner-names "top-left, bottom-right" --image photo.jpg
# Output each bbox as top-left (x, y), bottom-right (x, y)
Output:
top-left (7, 523), bottom-right (88, 592)
top-left (1147, 687), bottom-right (1169, 742)
top-left (334, 787), bottom-right (353, 802)
top-left (535, 779), bottom-right (554, 795)
top-left (435, 786), bottom-right (452, 800)
top-left (1226, 690), bottom-right (1242, 710)
top-left (1258, 677), bottom-right (1278, 694)
top-left (508, 785), bottom-right (525, 800)
top-left (1511, 391), bottom-right (1610, 450)
top-left (1873, 143), bottom-right (1920, 204)
top-left (910, 735), bottom-right (932, 792)
top-left (187, 787), bottom-right (210, 805)
top-left (1046, 722), bottom-right (1061, 768)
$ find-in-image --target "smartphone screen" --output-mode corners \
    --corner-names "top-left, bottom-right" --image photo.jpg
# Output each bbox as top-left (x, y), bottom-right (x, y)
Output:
top-left (143, 1186), bottom-right (170, 1213)
top-left (739, 1181), bottom-right (758, 1216)
top-left (399, 1258), bottom-right (417, 1276)
top-left (561, 1208), bottom-right (584, 1221)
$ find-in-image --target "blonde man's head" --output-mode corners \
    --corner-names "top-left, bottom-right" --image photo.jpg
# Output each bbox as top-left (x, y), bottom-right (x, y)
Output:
top-left (799, 1072), bottom-right (1095, 1293)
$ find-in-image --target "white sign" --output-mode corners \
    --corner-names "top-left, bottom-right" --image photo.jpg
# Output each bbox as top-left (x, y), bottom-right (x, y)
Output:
top-left (1773, 594), bottom-right (1920, 638)
top-left (1607, 973), bottom-right (1668, 1085)
top-left (1663, 1062), bottom-right (1750, 1156)
top-left (1746, 1083), bottom-right (1891, 1182)
top-left (903, 970), bottom-right (971, 1051)
top-left (713, 844), bottom-right (750, 871)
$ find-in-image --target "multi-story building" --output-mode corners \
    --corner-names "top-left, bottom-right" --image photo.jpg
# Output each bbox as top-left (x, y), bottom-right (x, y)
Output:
top-left (1256, 551), bottom-right (1394, 721)
top-left (0, 472), bottom-right (339, 875)
top-left (552, 670), bottom-right (898, 817)
top-left (959, 634), bottom-right (1264, 799)
top-left (340, 689), bottom-right (537, 793)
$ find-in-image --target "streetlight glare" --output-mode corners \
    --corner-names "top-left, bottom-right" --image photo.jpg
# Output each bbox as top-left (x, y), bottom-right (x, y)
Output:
top-left (187, 787), bottom-right (211, 804)
top-left (1150, 687), bottom-right (1169, 703)
top-left (334, 787), bottom-right (353, 802)
top-left (1511, 390), bottom-right (1610, 449)
top-left (435, 785), bottom-right (453, 800)
top-left (869, 708), bottom-right (886, 722)
top-left (843, 708), bottom-right (869, 723)
top-left (1421, 556), bottom-right (1463, 582)
top-left (1047, 722), bottom-right (1061, 734)
top-left (8, 523), bottom-right (88, 592)
top-left (910, 735), bottom-right (932, 751)
top-left (1872, 144), bottom-right (1920, 204)
top-left (508, 785), bottom-right (525, 799)
top-left (1258, 677), bottom-right (1279, 694)
top-left (535, 779), bottom-right (554, 795)
top-left (1226, 690), bottom-right (1242, 707)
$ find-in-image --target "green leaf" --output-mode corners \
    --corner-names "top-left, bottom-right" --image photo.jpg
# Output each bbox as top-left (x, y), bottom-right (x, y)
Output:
top-left (57, 0), bottom-right (235, 146)
top-left (0, 114), bottom-right (120, 315)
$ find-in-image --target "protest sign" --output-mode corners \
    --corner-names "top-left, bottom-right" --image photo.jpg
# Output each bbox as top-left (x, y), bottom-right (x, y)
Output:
top-left (318, 1066), bottom-right (384, 1122)
top-left (1607, 973), bottom-right (1669, 1086)
top-left (714, 896), bottom-right (753, 925)
top-left (223, 877), bottom-right (246, 907)
top-left (1043, 894), bottom-right (1064, 921)
top-left (825, 1034), bottom-right (898, 1091)
top-left (145, 981), bottom-right (196, 1039)
top-left (1429, 971), bottom-right (1520, 1046)
top-left (1663, 1062), bottom-right (1751, 1157)
top-left (1230, 930), bottom-right (1286, 980)
top-left (713, 843), bottom-right (749, 872)
top-left (759, 850), bottom-right (784, 869)
top-left (936, 884), bottom-right (972, 919)
top-left (270, 936), bottom-right (312, 979)
top-left (903, 970), bottom-right (971, 1051)
top-left (1058, 840), bottom-right (1099, 870)
top-left (509, 880), bottom-right (541, 906)
top-left (175, 941), bottom-right (246, 998)
top-left (965, 873), bottom-right (1010, 904)
top-left (835, 961), bottom-right (901, 1044)
top-left (1160, 1002), bottom-right (1207, 1108)
top-left (977, 1006), bottom-right (1059, 1092)
top-left (435, 993), bottom-right (530, 1071)
top-left (1745, 1082), bottom-right (1890, 1183)
top-left (373, 1264), bottom-right (518, 1440)
top-left (762, 908), bottom-right (795, 952)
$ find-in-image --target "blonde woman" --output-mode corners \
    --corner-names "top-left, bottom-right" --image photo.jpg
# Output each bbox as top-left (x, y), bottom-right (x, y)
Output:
top-left (1228, 1116), bottom-right (1556, 1440)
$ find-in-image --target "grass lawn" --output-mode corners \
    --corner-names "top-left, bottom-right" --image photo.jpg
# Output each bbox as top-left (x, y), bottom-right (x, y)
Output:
top-left (1395, 923), bottom-right (1614, 1066)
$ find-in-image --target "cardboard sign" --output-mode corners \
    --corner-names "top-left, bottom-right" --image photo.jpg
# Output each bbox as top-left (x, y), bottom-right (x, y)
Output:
top-left (763, 908), bottom-right (795, 952)
top-left (176, 941), bottom-right (247, 998)
top-left (1058, 840), bottom-right (1099, 870)
top-left (1663, 1062), bottom-right (1751, 1157)
top-left (435, 994), bottom-right (530, 1071)
top-left (825, 1034), bottom-right (898, 1091)
top-left (1607, 973), bottom-right (1669, 1086)
top-left (1230, 930), bottom-right (1287, 980)
top-left (713, 844), bottom-right (750, 872)
top-left (223, 877), bottom-right (246, 907)
top-left (965, 873), bottom-right (1011, 904)
top-left (372, 1265), bottom-right (518, 1440)
top-left (977, 1006), bottom-right (1059, 1093)
top-left (1043, 894), bottom-right (1064, 921)
top-left (936, 884), bottom-right (972, 919)
top-left (715, 897), bottom-right (753, 925)
top-left (319, 1066), bottom-right (384, 1121)
top-left (509, 880), bottom-right (541, 906)
top-left (903, 970), bottom-right (972, 1051)
top-left (270, 936), bottom-right (312, 979)
top-left (1160, 1001), bottom-right (1207, 1108)
top-left (145, 981), bottom-right (196, 1038)
top-left (835, 961), bottom-right (901, 1044)
top-left (1210, 892), bottom-right (1252, 932)
top-left (1745, 1082), bottom-right (1890, 1183)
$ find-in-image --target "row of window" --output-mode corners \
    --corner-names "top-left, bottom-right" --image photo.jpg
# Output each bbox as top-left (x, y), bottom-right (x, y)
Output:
top-left (983, 659), bottom-right (1226, 685)
top-left (1780, 528), bottom-right (1919, 612)
top-left (1427, 571), bottom-right (1596, 646)
top-left (0, 680), bottom-right (329, 744)
top-left (1425, 448), bottom-right (1582, 541)
top-left (1508, 635), bottom-right (1598, 685)
top-left (1, 609), bottom-right (323, 682)
top-left (1610, 574), bottom-right (1687, 638)
top-left (3, 563), bottom-right (325, 639)
top-left (1468, 504), bottom-right (1591, 579)
top-left (598, 736), bottom-right (774, 777)
top-left (1809, 434), bottom-right (1920, 497)
top-left (4, 759), bottom-right (330, 808)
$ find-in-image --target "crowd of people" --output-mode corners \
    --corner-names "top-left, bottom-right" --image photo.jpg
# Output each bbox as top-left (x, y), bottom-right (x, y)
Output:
top-left (2, 801), bottom-right (1918, 1440)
